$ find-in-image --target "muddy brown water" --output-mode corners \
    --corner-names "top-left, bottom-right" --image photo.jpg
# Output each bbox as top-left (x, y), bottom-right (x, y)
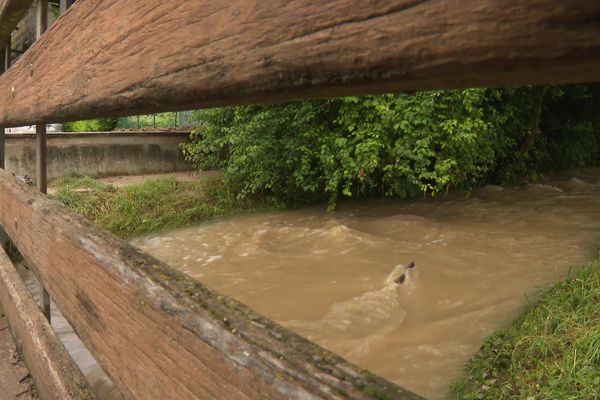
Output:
top-left (24, 169), bottom-right (600, 399)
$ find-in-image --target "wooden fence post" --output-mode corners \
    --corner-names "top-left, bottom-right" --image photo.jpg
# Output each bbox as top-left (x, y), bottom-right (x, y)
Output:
top-left (36, 0), bottom-right (51, 322)
top-left (0, 125), bottom-right (4, 169)
top-left (0, 122), bottom-right (5, 250)
top-left (3, 40), bottom-right (10, 72)
top-left (0, 37), bottom-right (8, 303)
top-left (0, 42), bottom-right (4, 252)
top-left (0, 43), bottom-right (5, 74)
top-left (35, 124), bottom-right (47, 194)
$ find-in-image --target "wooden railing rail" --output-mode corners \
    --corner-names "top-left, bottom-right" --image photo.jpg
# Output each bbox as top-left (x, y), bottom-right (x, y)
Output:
top-left (0, 243), bottom-right (96, 400)
top-left (0, 0), bottom-right (599, 127)
top-left (0, 169), bottom-right (424, 399)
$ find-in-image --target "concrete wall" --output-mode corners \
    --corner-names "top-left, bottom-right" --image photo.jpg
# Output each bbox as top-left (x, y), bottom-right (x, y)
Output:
top-left (5, 131), bottom-right (192, 179)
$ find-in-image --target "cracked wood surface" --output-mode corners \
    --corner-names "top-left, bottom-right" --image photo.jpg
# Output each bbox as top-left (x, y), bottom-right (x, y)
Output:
top-left (0, 245), bottom-right (96, 400)
top-left (0, 0), bottom-right (34, 42)
top-left (0, 0), bottom-right (599, 126)
top-left (0, 168), bottom-right (424, 399)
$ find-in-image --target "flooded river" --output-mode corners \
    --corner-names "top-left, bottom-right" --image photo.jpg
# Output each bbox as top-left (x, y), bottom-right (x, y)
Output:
top-left (25, 169), bottom-right (600, 400)
top-left (132, 170), bottom-right (600, 399)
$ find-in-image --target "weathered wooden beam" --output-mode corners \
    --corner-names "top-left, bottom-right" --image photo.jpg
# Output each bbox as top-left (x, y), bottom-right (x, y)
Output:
top-left (0, 168), bottom-right (423, 400)
top-left (1, 0), bottom-right (600, 126)
top-left (0, 245), bottom-right (96, 400)
top-left (0, 0), bottom-right (34, 42)
top-left (35, 0), bottom-right (51, 323)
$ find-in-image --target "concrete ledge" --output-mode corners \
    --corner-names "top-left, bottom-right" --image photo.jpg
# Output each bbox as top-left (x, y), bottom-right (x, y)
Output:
top-left (5, 131), bottom-right (193, 179)
top-left (5, 130), bottom-right (191, 139)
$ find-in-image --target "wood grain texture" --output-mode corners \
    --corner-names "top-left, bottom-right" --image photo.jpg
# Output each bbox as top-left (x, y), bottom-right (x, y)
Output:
top-left (0, 245), bottom-right (96, 400)
top-left (1, 0), bottom-right (600, 126)
top-left (0, 0), bottom-right (33, 42)
top-left (0, 168), bottom-right (424, 400)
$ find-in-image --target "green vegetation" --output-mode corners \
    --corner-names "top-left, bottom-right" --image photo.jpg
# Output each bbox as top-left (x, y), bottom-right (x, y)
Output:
top-left (64, 117), bottom-right (119, 132)
top-left (453, 258), bottom-right (600, 400)
top-left (53, 176), bottom-right (268, 239)
top-left (182, 85), bottom-right (600, 209)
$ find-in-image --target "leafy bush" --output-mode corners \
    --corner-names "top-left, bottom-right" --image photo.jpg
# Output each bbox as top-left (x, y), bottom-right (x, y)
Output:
top-left (484, 85), bottom-right (600, 183)
top-left (182, 85), bottom-right (599, 208)
top-left (182, 90), bottom-right (502, 207)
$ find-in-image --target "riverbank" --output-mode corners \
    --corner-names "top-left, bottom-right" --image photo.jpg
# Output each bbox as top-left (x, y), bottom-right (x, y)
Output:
top-left (52, 175), bottom-right (269, 239)
top-left (452, 257), bottom-right (600, 400)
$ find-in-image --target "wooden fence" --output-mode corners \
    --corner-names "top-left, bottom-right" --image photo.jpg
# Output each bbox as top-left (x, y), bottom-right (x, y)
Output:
top-left (0, 1), bottom-right (599, 399)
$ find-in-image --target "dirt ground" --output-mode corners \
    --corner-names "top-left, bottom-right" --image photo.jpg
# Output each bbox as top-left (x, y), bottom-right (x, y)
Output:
top-left (0, 306), bottom-right (37, 399)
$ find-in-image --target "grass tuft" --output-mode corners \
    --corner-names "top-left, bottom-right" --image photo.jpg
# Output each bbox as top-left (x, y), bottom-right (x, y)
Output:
top-left (51, 175), bottom-right (105, 190)
top-left (53, 176), bottom-right (269, 239)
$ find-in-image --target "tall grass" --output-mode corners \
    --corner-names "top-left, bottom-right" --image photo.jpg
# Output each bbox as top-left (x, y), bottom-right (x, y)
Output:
top-left (53, 176), bottom-right (268, 239)
top-left (453, 259), bottom-right (600, 399)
